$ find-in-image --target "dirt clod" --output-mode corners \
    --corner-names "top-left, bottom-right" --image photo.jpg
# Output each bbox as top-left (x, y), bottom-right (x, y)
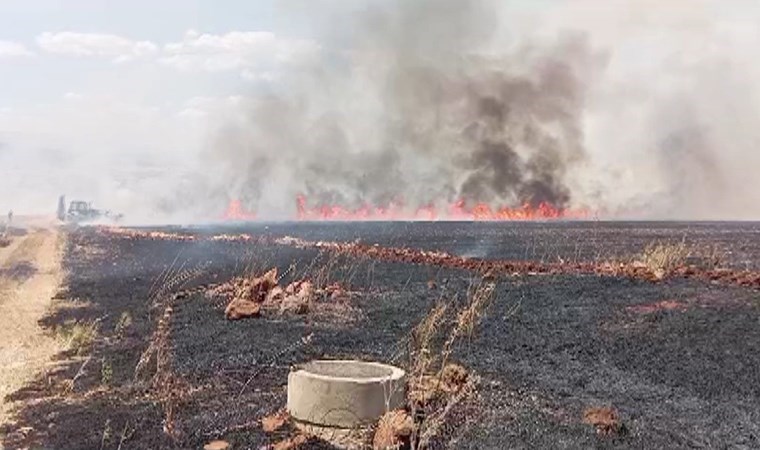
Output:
top-left (279, 281), bottom-right (314, 315)
top-left (222, 268), bottom-right (278, 320)
top-left (583, 406), bottom-right (624, 436)
top-left (204, 440), bottom-right (230, 450)
top-left (261, 409), bottom-right (290, 433)
top-left (224, 297), bottom-right (262, 320)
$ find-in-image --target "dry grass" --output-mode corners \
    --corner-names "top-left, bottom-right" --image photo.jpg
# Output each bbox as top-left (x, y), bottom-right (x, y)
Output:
top-left (637, 240), bottom-right (728, 279)
top-left (374, 409), bottom-right (414, 449)
top-left (56, 320), bottom-right (99, 355)
top-left (638, 241), bottom-right (690, 279)
top-left (402, 278), bottom-right (496, 449)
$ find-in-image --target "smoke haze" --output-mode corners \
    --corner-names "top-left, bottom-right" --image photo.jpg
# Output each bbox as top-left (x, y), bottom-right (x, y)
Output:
top-left (2, 0), bottom-right (760, 221)
top-left (205, 0), bottom-right (603, 218)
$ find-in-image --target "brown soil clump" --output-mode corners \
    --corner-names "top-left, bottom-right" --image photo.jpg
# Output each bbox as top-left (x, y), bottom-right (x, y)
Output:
top-left (208, 267), bottom-right (360, 323)
top-left (203, 440), bottom-right (230, 450)
top-left (279, 280), bottom-right (314, 315)
top-left (221, 268), bottom-right (277, 320)
top-left (261, 409), bottom-right (290, 433)
top-left (583, 406), bottom-right (625, 436)
top-left (224, 299), bottom-right (262, 320)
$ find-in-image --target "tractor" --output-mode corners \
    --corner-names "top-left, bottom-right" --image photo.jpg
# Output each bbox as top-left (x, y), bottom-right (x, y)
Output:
top-left (57, 196), bottom-right (123, 224)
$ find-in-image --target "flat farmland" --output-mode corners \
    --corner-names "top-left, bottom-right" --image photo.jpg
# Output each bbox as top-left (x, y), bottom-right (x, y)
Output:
top-left (3, 222), bottom-right (760, 449)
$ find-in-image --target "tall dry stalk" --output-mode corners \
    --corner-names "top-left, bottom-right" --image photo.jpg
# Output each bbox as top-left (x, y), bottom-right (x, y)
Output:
top-left (406, 277), bottom-right (497, 450)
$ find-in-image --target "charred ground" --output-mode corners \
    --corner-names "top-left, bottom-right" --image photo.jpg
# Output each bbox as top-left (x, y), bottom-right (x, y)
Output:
top-left (3, 222), bottom-right (760, 449)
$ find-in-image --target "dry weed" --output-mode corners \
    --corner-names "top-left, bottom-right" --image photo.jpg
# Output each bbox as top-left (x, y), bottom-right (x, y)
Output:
top-left (56, 320), bottom-right (99, 355)
top-left (639, 241), bottom-right (690, 279)
top-left (404, 278), bottom-right (496, 449)
top-left (373, 409), bottom-right (414, 450)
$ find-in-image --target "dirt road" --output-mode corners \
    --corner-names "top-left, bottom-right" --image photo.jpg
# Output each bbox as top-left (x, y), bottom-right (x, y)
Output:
top-left (0, 225), bottom-right (63, 423)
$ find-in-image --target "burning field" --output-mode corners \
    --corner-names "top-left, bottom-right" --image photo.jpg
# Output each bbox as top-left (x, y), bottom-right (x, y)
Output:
top-left (2, 221), bottom-right (760, 449)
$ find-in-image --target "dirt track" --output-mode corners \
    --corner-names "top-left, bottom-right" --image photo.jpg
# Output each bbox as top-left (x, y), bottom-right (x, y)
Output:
top-left (0, 226), bottom-right (63, 423)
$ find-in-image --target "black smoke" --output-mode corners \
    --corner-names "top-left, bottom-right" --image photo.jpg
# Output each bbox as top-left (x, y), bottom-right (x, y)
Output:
top-left (205, 0), bottom-right (606, 216)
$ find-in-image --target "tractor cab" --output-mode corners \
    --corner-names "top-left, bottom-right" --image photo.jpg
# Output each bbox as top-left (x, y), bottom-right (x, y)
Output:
top-left (68, 201), bottom-right (93, 215)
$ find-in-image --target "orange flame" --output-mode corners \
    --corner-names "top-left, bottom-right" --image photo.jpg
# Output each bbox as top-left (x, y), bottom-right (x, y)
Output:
top-left (295, 195), bottom-right (589, 221)
top-left (223, 199), bottom-right (257, 221)
top-left (223, 196), bottom-right (589, 221)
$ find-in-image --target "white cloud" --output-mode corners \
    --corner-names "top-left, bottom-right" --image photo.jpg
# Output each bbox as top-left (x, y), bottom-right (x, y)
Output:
top-left (29, 29), bottom-right (319, 79)
top-left (37, 31), bottom-right (157, 62)
top-left (0, 40), bottom-right (33, 58)
top-left (160, 30), bottom-right (319, 77)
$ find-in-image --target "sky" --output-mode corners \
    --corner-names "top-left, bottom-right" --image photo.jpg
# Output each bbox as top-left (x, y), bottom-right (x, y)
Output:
top-left (0, 0), bottom-right (321, 218)
top-left (2, 0), bottom-right (760, 221)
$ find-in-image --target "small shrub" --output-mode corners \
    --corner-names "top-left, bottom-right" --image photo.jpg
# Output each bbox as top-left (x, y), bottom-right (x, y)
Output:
top-left (57, 320), bottom-right (98, 355)
top-left (101, 358), bottom-right (113, 386)
top-left (114, 311), bottom-right (133, 337)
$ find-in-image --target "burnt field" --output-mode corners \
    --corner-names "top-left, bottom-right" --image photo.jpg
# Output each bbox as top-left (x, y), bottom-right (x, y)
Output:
top-left (3, 222), bottom-right (760, 449)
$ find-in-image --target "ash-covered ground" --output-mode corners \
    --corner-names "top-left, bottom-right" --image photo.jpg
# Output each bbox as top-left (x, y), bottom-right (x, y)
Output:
top-left (3, 222), bottom-right (760, 449)
top-left (193, 221), bottom-right (760, 269)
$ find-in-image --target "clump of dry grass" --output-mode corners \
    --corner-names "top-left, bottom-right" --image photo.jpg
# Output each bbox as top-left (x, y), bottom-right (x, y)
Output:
top-left (638, 241), bottom-right (690, 279)
top-left (374, 409), bottom-right (414, 450)
top-left (56, 320), bottom-right (99, 355)
top-left (399, 279), bottom-right (496, 449)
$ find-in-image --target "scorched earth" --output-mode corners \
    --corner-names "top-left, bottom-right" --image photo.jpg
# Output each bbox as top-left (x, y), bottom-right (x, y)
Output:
top-left (2, 221), bottom-right (760, 449)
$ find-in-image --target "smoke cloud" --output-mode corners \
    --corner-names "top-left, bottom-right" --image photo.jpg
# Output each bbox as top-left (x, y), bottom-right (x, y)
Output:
top-left (205, 0), bottom-right (604, 218)
top-left (3, 0), bottom-right (760, 221)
